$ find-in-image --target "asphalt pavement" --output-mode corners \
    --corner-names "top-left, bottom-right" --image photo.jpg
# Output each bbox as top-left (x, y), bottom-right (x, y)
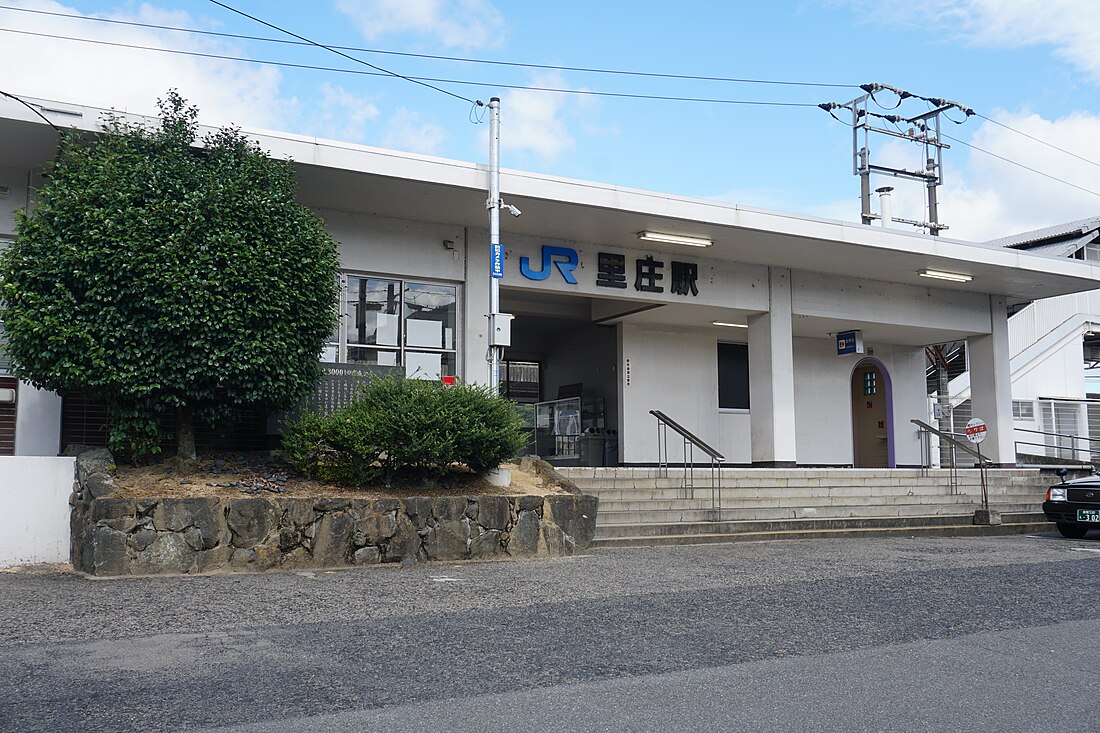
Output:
top-left (1, 531), bottom-right (1098, 732)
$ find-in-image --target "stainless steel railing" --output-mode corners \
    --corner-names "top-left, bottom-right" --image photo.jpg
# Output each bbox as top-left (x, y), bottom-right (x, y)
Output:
top-left (650, 410), bottom-right (724, 510)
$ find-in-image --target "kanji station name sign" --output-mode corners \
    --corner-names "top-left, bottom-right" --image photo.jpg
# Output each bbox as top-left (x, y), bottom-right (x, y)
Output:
top-left (518, 245), bottom-right (700, 297)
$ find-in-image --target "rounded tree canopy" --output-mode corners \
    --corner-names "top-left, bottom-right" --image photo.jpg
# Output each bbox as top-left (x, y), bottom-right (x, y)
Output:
top-left (0, 91), bottom-right (341, 457)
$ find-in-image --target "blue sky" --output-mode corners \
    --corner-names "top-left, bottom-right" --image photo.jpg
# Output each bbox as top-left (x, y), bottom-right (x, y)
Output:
top-left (2, 0), bottom-right (1099, 241)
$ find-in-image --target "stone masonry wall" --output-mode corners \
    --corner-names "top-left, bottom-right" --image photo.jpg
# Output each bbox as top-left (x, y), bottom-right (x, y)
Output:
top-left (69, 449), bottom-right (599, 576)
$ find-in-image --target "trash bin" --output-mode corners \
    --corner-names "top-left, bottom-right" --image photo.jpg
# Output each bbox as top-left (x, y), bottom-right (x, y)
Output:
top-left (579, 429), bottom-right (606, 467)
top-left (603, 429), bottom-right (618, 467)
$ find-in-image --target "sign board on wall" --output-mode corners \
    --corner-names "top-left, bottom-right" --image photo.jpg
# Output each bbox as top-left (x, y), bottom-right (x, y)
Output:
top-left (836, 330), bottom-right (865, 356)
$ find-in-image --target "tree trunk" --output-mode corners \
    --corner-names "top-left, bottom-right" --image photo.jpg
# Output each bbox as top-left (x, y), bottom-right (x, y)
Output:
top-left (177, 405), bottom-right (197, 462)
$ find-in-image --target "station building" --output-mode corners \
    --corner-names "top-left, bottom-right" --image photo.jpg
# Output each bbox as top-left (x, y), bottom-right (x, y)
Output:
top-left (2, 94), bottom-right (1099, 468)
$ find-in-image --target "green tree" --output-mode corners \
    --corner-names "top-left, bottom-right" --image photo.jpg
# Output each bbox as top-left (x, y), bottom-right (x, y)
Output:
top-left (0, 91), bottom-right (340, 460)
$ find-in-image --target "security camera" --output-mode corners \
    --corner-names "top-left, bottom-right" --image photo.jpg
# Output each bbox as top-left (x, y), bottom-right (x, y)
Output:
top-left (503, 203), bottom-right (522, 217)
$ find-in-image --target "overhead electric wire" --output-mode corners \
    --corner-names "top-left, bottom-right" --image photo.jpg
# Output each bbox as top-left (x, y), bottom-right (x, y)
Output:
top-left (939, 131), bottom-right (1100, 199)
top-left (205, 0), bottom-right (475, 105)
top-left (0, 27), bottom-right (822, 108)
top-left (973, 112), bottom-right (1100, 170)
top-left (0, 3), bottom-right (858, 90)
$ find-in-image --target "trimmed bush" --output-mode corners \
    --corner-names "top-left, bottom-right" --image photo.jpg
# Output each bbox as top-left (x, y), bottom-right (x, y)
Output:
top-left (283, 374), bottom-right (526, 485)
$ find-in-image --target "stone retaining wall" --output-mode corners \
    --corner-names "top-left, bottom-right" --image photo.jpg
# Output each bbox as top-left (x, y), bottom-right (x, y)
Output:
top-left (69, 449), bottom-right (598, 576)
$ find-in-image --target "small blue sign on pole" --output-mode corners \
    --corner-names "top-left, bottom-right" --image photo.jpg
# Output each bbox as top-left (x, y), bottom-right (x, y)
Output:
top-left (491, 242), bottom-right (504, 279)
top-left (836, 330), bottom-right (864, 356)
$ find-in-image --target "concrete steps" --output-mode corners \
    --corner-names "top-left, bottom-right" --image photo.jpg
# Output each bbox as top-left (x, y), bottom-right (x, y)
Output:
top-left (559, 467), bottom-right (1057, 547)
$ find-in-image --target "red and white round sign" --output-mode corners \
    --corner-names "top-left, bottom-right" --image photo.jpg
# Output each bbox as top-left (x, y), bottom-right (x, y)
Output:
top-left (965, 418), bottom-right (987, 444)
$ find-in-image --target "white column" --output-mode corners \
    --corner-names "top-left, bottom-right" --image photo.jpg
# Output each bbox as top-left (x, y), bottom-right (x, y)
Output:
top-left (968, 295), bottom-right (1015, 466)
top-left (748, 268), bottom-right (797, 466)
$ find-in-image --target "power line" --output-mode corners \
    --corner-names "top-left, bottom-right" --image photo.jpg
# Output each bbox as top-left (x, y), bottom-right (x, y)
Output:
top-left (940, 131), bottom-right (1100, 199)
top-left (0, 89), bottom-right (60, 132)
top-left (973, 112), bottom-right (1100, 171)
top-left (0, 27), bottom-right (822, 108)
top-left (0, 3), bottom-right (859, 90)
top-left (205, 0), bottom-right (476, 106)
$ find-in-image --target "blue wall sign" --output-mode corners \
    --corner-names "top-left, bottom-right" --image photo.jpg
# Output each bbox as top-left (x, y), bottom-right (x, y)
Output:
top-left (836, 330), bottom-right (865, 356)
top-left (491, 242), bottom-right (504, 279)
top-left (520, 245), bottom-right (579, 284)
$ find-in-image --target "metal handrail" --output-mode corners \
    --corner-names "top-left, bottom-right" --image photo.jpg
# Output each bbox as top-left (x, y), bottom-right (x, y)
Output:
top-left (1015, 427), bottom-right (1100, 444)
top-left (649, 410), bottom-right (725, 461)
top-left (1014, 426), bottom-right (1100, 465)
top-left (650, 410), bottom-right (724, 514)
top-left (911, 419), bottom-right (991, 464)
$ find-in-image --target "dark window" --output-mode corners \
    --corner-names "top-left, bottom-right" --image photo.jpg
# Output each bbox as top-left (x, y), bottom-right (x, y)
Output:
top-left (717, 342), bottom-right (749, 410)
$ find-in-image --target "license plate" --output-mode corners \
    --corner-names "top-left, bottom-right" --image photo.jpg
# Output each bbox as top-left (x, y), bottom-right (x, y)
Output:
top-left (1078, 509), bottom-right (1100, 522)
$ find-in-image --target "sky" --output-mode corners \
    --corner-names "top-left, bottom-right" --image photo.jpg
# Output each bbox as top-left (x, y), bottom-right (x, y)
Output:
top-left (1, 0), bottom-right (1099, 242)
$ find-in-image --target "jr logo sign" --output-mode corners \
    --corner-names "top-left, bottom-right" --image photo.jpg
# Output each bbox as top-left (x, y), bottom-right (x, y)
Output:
top-left (520, 245), bottom-right (578, 284)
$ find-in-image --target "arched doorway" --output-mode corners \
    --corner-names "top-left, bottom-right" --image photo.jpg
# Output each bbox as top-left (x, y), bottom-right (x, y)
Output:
top-left (850, 359), bottom-right (894, 468)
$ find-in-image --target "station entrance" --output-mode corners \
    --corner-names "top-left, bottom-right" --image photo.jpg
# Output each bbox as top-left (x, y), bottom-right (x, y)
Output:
top-left (500, 288), bottom-right (620, 466)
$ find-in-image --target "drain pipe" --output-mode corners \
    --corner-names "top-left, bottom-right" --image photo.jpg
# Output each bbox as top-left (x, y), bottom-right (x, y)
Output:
top-left (875, 186), bottom-right (893, 228)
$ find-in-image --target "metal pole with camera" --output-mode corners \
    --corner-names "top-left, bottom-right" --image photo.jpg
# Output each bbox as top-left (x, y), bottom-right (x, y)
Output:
top-left (487, 97), bottom-right (517, 396)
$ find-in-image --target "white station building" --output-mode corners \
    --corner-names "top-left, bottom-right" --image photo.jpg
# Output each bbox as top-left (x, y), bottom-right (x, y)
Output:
top-left (2, 94), bottom-right (1100, 468)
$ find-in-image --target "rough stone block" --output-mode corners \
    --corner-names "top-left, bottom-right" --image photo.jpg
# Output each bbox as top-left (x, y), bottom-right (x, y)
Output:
top-left (476, 496), bottom-right (511, 531)
top-left (424, 519), bottom-right (469, 561)
top-left (354, 510), bottom-right (397, 546)
top-left (539, 522), bottom-right (572, 556)
top-left (83, 472), bottom-right (119, 499)
top-left (153, 499), bottom-right (223, 549)
top-left (312, 511), bottom-right (355, 566)
top-left (517, 495), bottom-right (543, 513)
top-left (228, 498), bottom-right (276, 548)
top-left (404, 497), bottom-right (433, 529)
top-left (195, 543), bottom-right (233, 573)
top-left (314, 498), bottom-right (350, 513)
top-left (128, 529), bottom-right (158, 552)
top-left (385, 513), bottom-right (421, 562)
top-left (508, 510), bottom-right (541, 556)
top-left (278, 498), bottom-right (316, 529)
top-left (353, 546), bottom-right (382, 565)
top-left (432, 496), bottom-right (466, 522)
top-left (92, 498), bottom-right (134, 524)
top-left (470, 529), bottom-right (503, 558)
top-left (131, 533), bottom-right (197, 575)
top-left (76, 448), bottom-right (115, 486)
top-left (91, 525), bottom-right (129, 575)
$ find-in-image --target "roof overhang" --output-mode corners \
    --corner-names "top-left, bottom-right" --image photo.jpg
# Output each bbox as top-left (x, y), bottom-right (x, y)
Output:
top-left (4, 94), bottom-right (1100, 305)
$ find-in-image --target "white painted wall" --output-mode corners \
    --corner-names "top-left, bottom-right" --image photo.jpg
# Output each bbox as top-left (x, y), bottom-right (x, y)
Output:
top-left (0, 456), bottom-right (73, 567)
top-left (792, 339), bottom-right (926, 466)
top-left (15, 383), bottom-right (62, 456)
top-left (1010, 329), bottom-right (1087, 400)
top-left (619, 325), bottom-right (928, 466)
top-left (0, 166), bottom-right (30, 238)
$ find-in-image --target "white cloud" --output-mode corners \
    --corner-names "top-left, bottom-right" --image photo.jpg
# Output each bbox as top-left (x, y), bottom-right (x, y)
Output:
top-left (0, 1), bottom-right (294, 129)
top-left (335, 0), bottom-right (504, 49)
top-left (842, 0), bottom-right (1100, 82)
top-left (314, 84), bottom-right (380, 143)
top-left (489, 73), bottom-right (576, 160)
top-left (382, 108), bottom-right (447, 154)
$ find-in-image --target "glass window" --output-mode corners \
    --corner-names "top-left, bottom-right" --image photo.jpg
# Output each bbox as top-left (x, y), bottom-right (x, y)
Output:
top-left (717, 342), bottom-right (749, 410)
top-left (328, 273), bottom-right (460, 380)
top-left (404, 282), bottom-right (456, 349)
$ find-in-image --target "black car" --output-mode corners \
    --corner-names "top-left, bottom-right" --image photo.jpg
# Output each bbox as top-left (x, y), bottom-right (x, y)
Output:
top-left (1044, 469), bottom-right (1100, 538)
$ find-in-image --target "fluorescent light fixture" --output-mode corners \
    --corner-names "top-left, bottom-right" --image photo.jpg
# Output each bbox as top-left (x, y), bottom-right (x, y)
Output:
top-left (712, 321), bottom-right (749, 328)
top-left (637, 231), bottom-right (713, 247)
top-left (918, 269), bottom-right (972, 283)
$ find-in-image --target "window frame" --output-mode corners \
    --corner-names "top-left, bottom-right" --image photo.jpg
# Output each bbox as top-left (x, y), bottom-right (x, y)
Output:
top-left (327, 271), bottom-right (462, 380)
top-left (717, 340), bottom-right (750, 412)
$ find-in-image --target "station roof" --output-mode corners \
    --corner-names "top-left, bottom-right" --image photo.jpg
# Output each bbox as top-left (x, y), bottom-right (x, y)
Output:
top-left (3, 94), bottom-right (1100, 306)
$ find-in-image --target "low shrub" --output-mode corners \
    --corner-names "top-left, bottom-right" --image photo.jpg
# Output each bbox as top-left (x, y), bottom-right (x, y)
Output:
top-left (283, 374), bottom-right (526, 486)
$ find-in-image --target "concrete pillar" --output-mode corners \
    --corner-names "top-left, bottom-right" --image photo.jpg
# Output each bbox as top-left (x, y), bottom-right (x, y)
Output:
top-left (748, 268), bottom-right (797, 466)
top-left (968, 295), bottom-right (1015, 466)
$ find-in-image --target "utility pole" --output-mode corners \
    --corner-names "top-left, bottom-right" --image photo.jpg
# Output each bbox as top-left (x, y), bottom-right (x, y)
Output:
top-left (488, 97), bottom-right (502, 394)
top-left (485, 97), bottom-right (517, 396)
top-left (822, 83), bottom-right (973, 236)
